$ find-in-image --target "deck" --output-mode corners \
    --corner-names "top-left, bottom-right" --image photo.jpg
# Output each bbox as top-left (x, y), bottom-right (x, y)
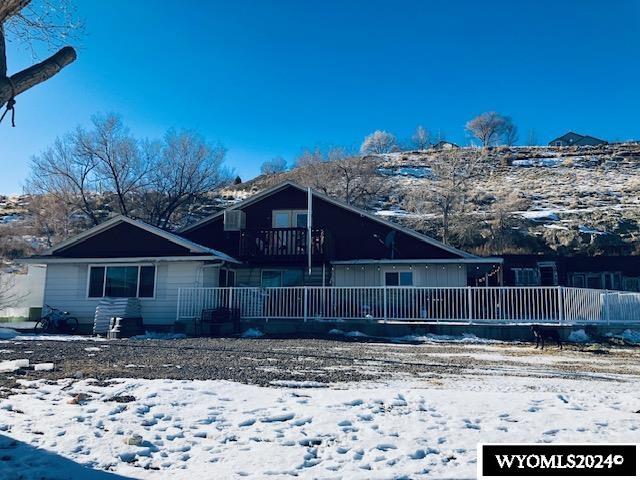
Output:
top-left (176, 286), bottom-right (640, 325)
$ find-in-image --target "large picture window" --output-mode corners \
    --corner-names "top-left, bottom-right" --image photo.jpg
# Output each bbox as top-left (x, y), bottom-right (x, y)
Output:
top-left (88, 265), bottom-right (156, 298)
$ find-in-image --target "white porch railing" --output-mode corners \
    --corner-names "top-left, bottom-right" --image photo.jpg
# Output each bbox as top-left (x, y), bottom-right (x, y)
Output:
top-left (176, 286), bottom-right (640, 325)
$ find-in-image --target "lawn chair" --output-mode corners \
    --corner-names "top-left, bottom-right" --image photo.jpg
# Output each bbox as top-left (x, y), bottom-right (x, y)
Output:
top-left (198, 307), bottom-right (240, 336)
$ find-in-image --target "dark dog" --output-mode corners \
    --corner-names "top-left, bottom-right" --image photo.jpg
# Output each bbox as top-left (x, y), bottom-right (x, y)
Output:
top-left (531, 325), bottom-right (563, 350)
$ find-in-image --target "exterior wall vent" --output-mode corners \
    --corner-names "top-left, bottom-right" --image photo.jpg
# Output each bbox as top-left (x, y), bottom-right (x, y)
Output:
top-left (223, 210), bottom-right (246, 231)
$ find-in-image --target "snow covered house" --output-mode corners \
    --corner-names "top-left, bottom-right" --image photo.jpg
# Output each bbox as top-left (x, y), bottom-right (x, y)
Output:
top-left (21, 182), bottom-right (500, 331)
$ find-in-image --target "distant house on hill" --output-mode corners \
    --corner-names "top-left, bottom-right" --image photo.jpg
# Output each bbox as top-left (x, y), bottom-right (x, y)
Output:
top-left (548, 132), bottom-right (607, 147)
top-left (432, 140), bottom-right (459, 150)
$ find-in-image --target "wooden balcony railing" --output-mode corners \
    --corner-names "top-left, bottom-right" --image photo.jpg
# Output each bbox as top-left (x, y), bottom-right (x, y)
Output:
top-left (238, 227), bottom-right (326, 261)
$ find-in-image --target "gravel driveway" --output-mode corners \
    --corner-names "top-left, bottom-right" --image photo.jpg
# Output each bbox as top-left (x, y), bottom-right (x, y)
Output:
top-left (2, 336), bottom-right (639, 393)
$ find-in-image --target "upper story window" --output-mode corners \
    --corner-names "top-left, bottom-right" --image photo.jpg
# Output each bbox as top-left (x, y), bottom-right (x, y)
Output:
top-left (272, 210), bottom-right (308, 228)
top-left (88, 265), bottom-right (156, 298)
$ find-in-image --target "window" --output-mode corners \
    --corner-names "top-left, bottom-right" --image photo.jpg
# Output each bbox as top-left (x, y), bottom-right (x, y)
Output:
top-left (261, 269), bottom-right (304, 287)
top-left (570, 274), bottom-right (586, 288)
top-left (272, 210), bottom-right (308, 228)
top-left (273, 212), bottom-right (290, 228)
top-left (513, 268), bottom-right (538, 286)
top-left (295, 212), bottom-right (308, 228)
top-left (537, 263), bottom-right (557, 286)
top-left (218, 269), bottom-right (236, 287)
top-left (384, 271), bottom-right (413, 286)
top-left (88, 265), bottom-right (156, 298)
top-left (261, 270), bottom-right (282, 287)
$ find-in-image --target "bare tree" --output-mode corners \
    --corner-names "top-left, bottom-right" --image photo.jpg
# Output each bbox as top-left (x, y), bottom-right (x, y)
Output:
top-left (25, 193), bottom-right (77, 247)
top-left (411, 125), bottom-right (431, 150)
top-left (360, 130), bottom-right (398, 155)
top-left (1, 0), bottom-right (79, 123)
top-left (405, 151), bottom-right (485, 244)
top-left (484, 190), bottom-right (530, 253)
top-left (502, 117), bottom-right (519, 146)
top-left (139, 129), bottom-right (229, 228)
top-left (27, 114), bottom-right (231, 230)
top-left (27, 133), bottom-right (100, 225)
top-left (76, 114), bottom-right (147, 217)
top-left (260, 156), bottom-right (288, 175)
top-left (526, 128), bottom-right (538, 146)
top-left (465, 112), bottom-right (509, 147)
top-left (290, 147), bottom-right (384, 206)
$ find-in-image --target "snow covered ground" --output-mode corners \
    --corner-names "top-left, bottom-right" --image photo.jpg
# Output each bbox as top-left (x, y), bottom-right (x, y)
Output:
top-left (1, 356), bottom-right (639, 479)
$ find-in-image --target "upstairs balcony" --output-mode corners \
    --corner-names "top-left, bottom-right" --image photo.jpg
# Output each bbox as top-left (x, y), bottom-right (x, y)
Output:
top-left (238, 227), bottom-right (327, 262)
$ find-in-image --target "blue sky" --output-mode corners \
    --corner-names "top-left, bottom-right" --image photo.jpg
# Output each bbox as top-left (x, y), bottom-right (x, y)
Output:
top-left (1, 0), bottom-right (639, 193)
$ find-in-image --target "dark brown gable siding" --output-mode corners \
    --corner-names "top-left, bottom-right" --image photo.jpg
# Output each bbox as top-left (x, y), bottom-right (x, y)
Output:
top-left (183, 185), bottom-right (462, 262)
top-left (55, 222), bottom-right (192, 258)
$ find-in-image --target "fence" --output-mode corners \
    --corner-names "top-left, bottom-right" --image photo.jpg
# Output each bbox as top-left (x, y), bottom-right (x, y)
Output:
top-left (176, 286), bottom-right (640, 325)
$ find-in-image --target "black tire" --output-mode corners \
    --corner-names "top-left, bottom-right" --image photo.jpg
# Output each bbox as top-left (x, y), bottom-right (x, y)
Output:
top-left (65, 317), bottom-right (79, 334)
top-left (34, 317), bottom-right (51, 334)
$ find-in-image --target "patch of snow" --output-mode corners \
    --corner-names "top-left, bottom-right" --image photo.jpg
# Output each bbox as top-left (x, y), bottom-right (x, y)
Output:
top-left (607, 329), bottom-right (640, 345)
top-left (543, 223), bottom-right (569, 231)
top-left (241, 328), bottom-right (264, 338)
top-left (130, 332), bottom-right (187, 340)
top-left (33, 363), bottom-right (54, 372)
top-left (517, 210), bottom-right (560, 222)
top-left (377, 166), bottom-right (433, 178)
top-left (568, 329), bottom-right (590, 343)
top-left (10, 334), bottom-right (108, 342)
top-left (578, 225), bottom-right (607, 235)
top-left (0, 358), bottom-right (29, 372)
top-left (512, 158), bottom-right (561, 168)
top-left (0, 327), bottom-right (18, 340)
top-left (392, 333), bottom-right (502, 344)
top-left (269, 380), bottom-right (328, 388)
top-left (374, 209), bottom-right (412, 218)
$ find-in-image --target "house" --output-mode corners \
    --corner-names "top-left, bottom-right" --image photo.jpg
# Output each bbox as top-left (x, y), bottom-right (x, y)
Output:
top-left (180, 182), bottom-right (500, 288)
top-left (548, 132), bottom-right (607, 147)
top-left (431, 140), bottom-right (459, 150)
top-left (21, 182), bottom-right (501, 331)
top-left (20, 216), bottom-right (240, 331)
top-left (502, 255), bottom-right (640, 291)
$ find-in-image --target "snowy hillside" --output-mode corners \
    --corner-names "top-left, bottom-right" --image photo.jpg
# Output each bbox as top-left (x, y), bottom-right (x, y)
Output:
top-left (236, 144), bottom-right (640, 255)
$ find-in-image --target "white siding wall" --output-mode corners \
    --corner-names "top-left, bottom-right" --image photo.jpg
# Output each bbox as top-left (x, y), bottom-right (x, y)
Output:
top-left (43, 261), bottom-right (212, 326)
top-left (332, 263), bottom-right (467, 287)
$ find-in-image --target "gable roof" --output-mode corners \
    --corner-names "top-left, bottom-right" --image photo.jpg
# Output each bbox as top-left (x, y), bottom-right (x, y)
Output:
top-left (549, 132), bottom-right (607, 146)
top-left (181, 181), bottom-right (476, 259)
top-left (41, 215), bottom-right (239, 263)
top-left (575, 135), bottom-right (607, 145)
top-left (549, 131), bottom-right (584, 144)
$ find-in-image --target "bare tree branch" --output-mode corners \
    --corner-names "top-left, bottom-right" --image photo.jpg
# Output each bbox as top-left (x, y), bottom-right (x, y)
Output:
top-left (0, 45), bottom-right (76, 108)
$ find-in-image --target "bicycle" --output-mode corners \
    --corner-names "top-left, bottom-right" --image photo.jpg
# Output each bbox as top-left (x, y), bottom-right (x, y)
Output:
top-left (34, 305), bottom-right (79, 334)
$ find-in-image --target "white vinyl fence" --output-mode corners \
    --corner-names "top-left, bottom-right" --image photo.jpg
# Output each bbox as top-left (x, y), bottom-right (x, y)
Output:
top-left (176, 286), bottom-right (640, 325)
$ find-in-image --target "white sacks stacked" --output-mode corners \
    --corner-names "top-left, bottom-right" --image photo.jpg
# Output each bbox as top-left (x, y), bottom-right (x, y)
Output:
top-left (93, 298), bottom-right (142, 335)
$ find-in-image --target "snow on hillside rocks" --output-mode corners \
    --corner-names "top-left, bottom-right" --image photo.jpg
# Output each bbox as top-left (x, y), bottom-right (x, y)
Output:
top-left (370, 144), bottom-right (640, 252)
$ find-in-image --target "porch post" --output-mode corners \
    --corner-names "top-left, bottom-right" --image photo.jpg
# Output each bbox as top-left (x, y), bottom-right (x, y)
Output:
top-left (467, 286), bottom-right (473, 324)
top-left (303, 287), bottom-right (308, 323)
top-left (604, 289), bottom-right (610, 324)
top-left (383, 286), bottom-right (388, 322)
top-left (557, 286), bottom-right (564, 325)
